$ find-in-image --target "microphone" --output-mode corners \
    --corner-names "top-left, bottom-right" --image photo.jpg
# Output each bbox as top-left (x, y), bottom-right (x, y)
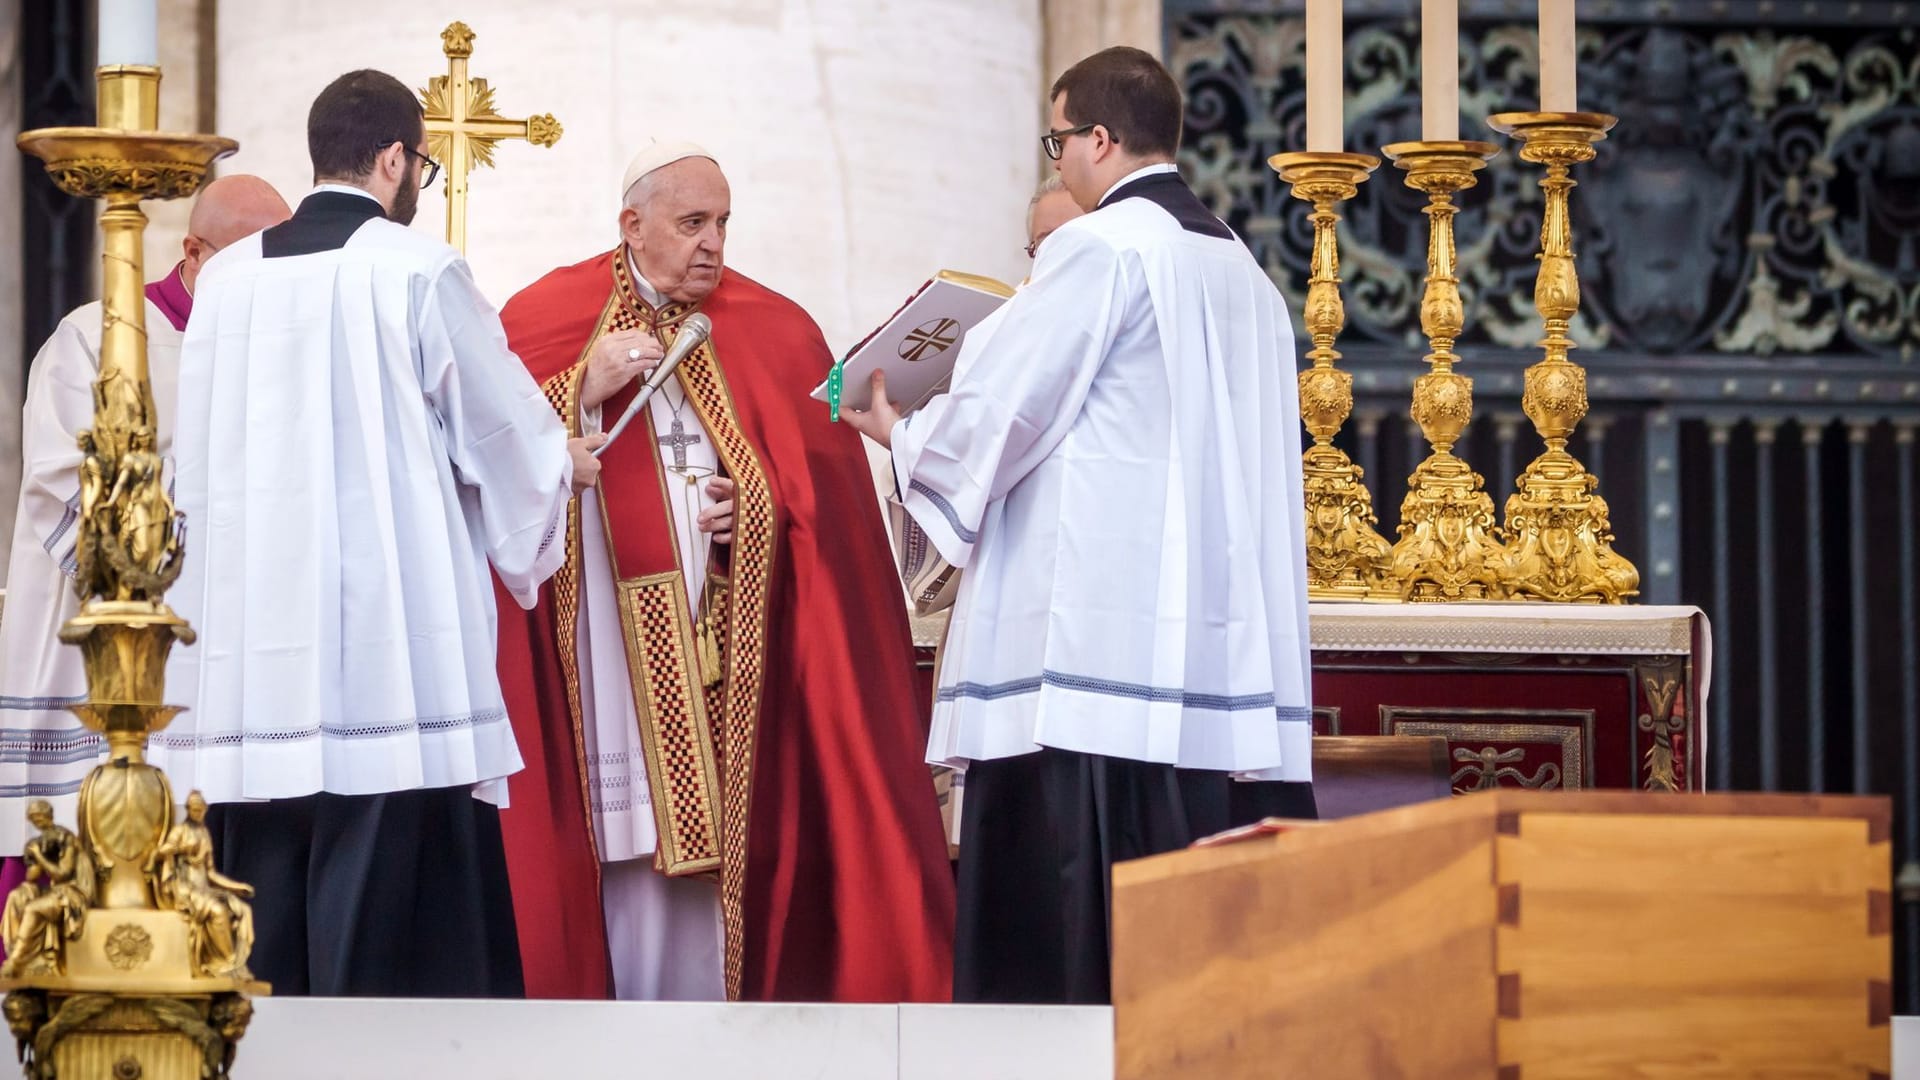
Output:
top-left (594, 313), bottom-right (713, 457)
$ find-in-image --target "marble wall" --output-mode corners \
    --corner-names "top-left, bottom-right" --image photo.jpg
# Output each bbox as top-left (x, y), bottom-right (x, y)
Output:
top-left (213, 1), bottom-right (1046, 355)
top-left (1043, 0), bottom-right (1162, 97)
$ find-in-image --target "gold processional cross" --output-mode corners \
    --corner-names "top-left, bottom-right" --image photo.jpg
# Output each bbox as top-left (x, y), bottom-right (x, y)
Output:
top-left (419, 21), bottom-right (563, 253)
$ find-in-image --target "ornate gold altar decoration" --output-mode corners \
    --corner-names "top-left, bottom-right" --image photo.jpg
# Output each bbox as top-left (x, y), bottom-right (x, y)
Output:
top-left (1271, 151), bottom-right (1394, 599)
top-left (8, 64), bottom-right (266, 1080)
top-left (1380, 140), bottom-right (1507, 601)
top-left (1487, 111), bottom-right (1640, 604)
top-left (421, 21), bottom-right (564, 254)
top-left (1635, 658), bottom-right (1685, 792)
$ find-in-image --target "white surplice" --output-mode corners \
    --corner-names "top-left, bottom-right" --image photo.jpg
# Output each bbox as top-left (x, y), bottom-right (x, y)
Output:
top-left (893, 164), bottom-right (1314, 781)
top-left (574, 260), bottom-right (724, 1001)
top-left (0, 299), bottom-right (181, 852)
top-left (150, 215), bottom-right (571, 806)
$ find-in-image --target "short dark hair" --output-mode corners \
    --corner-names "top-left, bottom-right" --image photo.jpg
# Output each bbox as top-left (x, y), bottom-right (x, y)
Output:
top-left (308, 69), bottom-right (425, 181)
top-left (1049, 47), bottom-right (1184, 159)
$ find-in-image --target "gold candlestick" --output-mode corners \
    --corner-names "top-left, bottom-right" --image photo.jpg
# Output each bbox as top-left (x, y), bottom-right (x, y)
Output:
top-left (1270, 150), bottom-right (1393, 599)
top-left (8, 64), bottom-right (264, 1080)
top-left (1380, 139), bottom-right (1505, 601)
top-left (1487, 111), bottom-right (1639, 603)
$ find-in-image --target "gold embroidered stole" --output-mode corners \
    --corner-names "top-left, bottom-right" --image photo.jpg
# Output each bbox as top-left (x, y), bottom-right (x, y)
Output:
top-left (537, 257), bottom-right (778, 1000)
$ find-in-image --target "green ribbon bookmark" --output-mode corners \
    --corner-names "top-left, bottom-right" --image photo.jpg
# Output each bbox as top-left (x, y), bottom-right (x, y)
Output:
top-left (826, 357), bottom-right (846, 422)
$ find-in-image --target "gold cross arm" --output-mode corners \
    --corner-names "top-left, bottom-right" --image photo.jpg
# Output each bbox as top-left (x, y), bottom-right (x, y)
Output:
top-left (419, 21), bottom-right (563, 254)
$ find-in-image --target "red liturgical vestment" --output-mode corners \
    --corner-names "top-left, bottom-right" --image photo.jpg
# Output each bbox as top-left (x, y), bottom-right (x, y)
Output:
top-left (494, 250), bottom-right (955, 1001)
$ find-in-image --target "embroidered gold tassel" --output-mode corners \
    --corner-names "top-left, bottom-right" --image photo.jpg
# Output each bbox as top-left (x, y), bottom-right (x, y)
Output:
top-left (695, 584), bottom-right (723, 687)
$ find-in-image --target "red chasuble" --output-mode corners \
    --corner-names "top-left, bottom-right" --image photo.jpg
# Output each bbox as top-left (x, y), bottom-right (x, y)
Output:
top-left (494, 250), bottom-right (955, 1002)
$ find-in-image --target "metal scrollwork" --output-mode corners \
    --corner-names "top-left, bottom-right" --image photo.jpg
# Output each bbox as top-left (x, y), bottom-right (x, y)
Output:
top-left (1636, 658), bottom-right (1688, 792)
top-left (1170, 9), bottom-right (1920, 361)
top-left (1452, 746), bottom-right (1563, 791)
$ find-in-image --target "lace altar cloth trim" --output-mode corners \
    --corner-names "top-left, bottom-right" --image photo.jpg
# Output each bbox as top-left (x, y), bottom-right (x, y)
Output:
top-left (1306, 602), bottom-right (1703, 656)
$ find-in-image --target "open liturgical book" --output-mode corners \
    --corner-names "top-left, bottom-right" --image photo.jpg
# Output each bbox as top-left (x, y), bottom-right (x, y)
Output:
top-left (812, 270), bottom-right (1015, 413)
top-left (815, 270), bottom-right (1015, 617)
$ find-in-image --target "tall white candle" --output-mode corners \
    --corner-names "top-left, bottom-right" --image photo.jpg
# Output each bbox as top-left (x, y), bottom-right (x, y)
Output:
top-left (1305, 0), bottom-right (1343, 152)
top-left (1539, 0), bottom-right (1578, 112)
top-left (98, 0), bottom-right (159, 66)
top-left (1421, 0), bottom-right (1459, 142)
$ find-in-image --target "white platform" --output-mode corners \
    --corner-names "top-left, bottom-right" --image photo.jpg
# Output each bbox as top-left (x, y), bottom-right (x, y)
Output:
top-left (243, 999), bottom-right (1114, 1080)
top-left (238, 1002), bottom-right (1914, 1078)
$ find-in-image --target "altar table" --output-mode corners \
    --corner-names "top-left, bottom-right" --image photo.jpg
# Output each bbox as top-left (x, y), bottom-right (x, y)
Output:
top-left (915, 602), bottom-right (1711, 793)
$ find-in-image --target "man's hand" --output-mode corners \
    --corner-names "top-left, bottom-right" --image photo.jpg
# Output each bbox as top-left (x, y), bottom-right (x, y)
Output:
top-left (839, 371), bottom-right (902, 449)
top-left (569, 434), bottom-right (608, 495)
top-left (700, 476), bottom-right (736, 545)
top-left (581, 330), bottom-right (664, 413)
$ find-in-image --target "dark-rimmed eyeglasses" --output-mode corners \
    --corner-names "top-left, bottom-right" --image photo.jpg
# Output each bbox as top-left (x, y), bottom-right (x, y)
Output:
top-left (1041, 122), bottom-right (1099, 161)
top-left (399, 145), bottom-right (441, 189)
top-left (1024, 231), bottom-right (1058, 259)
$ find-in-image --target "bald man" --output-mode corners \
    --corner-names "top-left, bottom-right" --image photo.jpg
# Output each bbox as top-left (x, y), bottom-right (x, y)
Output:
top-left (149, 174), bottom-right (294, 327)
top-left (0, 175), bottom-right (290, 851)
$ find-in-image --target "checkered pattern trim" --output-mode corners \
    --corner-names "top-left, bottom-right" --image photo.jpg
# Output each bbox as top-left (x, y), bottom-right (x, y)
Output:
top-left (540, 323), bottom-right (603, 868)
top-left (613, 254), bottom-right (779, 1002)
top-left (615, 571), bottom-right (722, 875)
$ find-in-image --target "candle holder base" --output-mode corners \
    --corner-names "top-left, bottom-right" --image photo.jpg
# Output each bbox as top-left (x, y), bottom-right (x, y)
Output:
top-left (1271, 150), bottom-right (1396, 600)
top-left (1381, 139), bottom-right (1505, 602)
top-left (1485, 111), bottom-right (1639, 604)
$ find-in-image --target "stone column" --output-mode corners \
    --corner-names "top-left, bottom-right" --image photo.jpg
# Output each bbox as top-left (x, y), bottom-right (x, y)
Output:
top-left (1041, 0), bottom-right (1162, 85)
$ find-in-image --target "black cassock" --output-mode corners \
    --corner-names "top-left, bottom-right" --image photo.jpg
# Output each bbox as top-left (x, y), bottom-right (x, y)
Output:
top-left (946, 171), bottom-right (1318, 1006)
top-left (955, 748), bottom-right (1314, 1004)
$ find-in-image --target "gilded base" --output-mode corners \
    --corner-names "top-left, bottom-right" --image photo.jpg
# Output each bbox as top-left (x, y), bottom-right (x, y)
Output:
top-left (1501, 451), bottom-right (1640, 603)
top-left (1392, 451), bottom-right (1506, 601)
top-left (1303, 444), bottom-right (1393, 598)
top-left (3, 989), bottom-right (256, 1080)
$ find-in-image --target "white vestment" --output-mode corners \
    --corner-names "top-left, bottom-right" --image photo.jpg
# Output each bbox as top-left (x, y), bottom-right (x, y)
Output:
top-left (151, 213), bottom-right (571, 806)
top-left (893, 164), bottom-right (1314, 781)
top-left (0, 299), bottom-right (180, 851)
top-left (575, 261), bottom-right (724, 1001)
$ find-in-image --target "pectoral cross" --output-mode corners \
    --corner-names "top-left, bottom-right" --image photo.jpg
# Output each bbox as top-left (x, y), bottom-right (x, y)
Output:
top-left (659, 414), bottom-right (703, 469)
top-left (418, 22), bottom-right (563, 254)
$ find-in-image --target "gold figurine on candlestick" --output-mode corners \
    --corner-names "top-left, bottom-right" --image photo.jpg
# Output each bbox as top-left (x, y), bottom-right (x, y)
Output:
top-left (6, 61), bottom-right (265, 1080)
top-left (1381, 139), bottom-right (1506, 601)
top-left (1271, 150), bottom-right (1393, 598)
top-left (1487, 111), bottom-right (1639, 603)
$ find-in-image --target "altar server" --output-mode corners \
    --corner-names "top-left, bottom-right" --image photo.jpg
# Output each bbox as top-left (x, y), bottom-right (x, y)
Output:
top-left (845, 46), bottom-right (1318, 1005)
top-left (154, 69), bottom-right (602, 997)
